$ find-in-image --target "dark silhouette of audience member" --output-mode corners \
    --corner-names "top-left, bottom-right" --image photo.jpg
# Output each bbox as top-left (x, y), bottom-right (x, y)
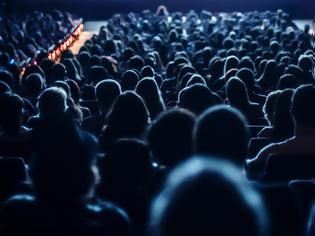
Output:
top-left (136, 77), bottom-right (165, 120)
top-left (194, 105), bottom-right (249, 166)
top-left (99, 91), bottom-right (149, 151)
top-left (178, 84), bottom-right (220, 115)
top-left (147, 108), bottom-right (196, 167)
top-left (259, 89), bottom-right (294, 141)
top-left (27, 87), bottom-right (67, 129)
top-left (97, 138), bottom-right (153, 236)
top-left (248, 85), bottom-right (315, 176)
top-left (0, 115), bottom-right (134, 236)
top-left (226, 77), bottom-right (263, 124)
top-left (0, 92), bottom-right (32, 161)
top-left (148, 156), bottom-right (268, 236)
top-left (82, 79), bottom-right (121, 135)
top-left (121, 70), bottom-right (139, 91)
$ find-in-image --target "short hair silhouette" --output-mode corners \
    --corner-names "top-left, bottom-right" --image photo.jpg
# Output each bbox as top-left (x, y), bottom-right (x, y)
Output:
top-left (147, 108), bottom-right (196, 166)
top-left (0, 93), bottom-right (24, 132)
top-left (178, 84), bottom-right (214, 115)
top-left (194, 105), bottom-right (249, 165)
top-left (37, 87), bottom-right (67, 119)
top-left (149, 156), bottom-right (268, 236)
top-left (291, 85), bottom-right (315, 128)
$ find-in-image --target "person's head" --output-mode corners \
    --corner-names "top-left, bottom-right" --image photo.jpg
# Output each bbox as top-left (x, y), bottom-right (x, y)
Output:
top-left (23, 73), bottom-right (45, 99)
top-left (136, 78), bottom-right (165, 120)
top-left (95, 79), bottom-right (122, 114)
top-left (236, 68), bottom-right (256, 91)
top-left (140, 66), bottom-right (155, 79)
top-left (149, 156), bottom-right (268, 236)
top-left (128, 55), bottom-right (145, 71)
top-left (31, 115), bottom-right (99, 203)
top-left (0, 70), bottom-right (14, 88)
top-left (224, 55), bottom-right (239, 75)
top-left (147, 109), bottom-right (196, 167)
top-left (178, 84), bottom-right (214, 115)
top-left (66, 79), bottom-right (80, 104)
top-left (298, 55), bottom-right (313, 73)
top-left (0, 81), bottom-right (11, 94)
top-left (0, 93), bottom-right (24, 132)
top-left (226, 77), bottom-right (250, 109)
top-left (291, 85), bottom-right (315, 129)
top-left (258, 60), bottom-right (278, 90)
top-left (272, 89), bottom-right (294, 139)
top-left (263, 90), bottom-right (281, 126)
top-left (37, 87), bottom-right (67, 119)
top-left (121, 70), bottom-right (139, 91)
top-left (50, 63), bottom-right (67, 84)
top-left (194, 105), bottom-right (249, 166)
top-left (87, 66), bottom-right (107, 85)
top-left (277, 74), bottom-right (300, 90)
top-left (104, 91), bottom-right (150, 143)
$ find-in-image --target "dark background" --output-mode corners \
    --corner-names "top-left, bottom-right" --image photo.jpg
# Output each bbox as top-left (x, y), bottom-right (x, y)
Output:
top-left (5, 0), bottom-right (315, 20)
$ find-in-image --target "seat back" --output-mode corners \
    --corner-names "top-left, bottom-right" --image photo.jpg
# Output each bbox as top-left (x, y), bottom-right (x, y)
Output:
top-left (249, 137), bottom-right (272, 157)
top-left (0, 157), bottom-right (27, 200)
top-left (265, 155), bottom-right (315, 182)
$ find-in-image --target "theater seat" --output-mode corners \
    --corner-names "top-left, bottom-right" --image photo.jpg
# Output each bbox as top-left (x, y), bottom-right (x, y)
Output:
top-left (264, 155), bottom-right (315, 182)
top-left (0, 157), bottom-right (28, 201)
top-left (79, 100), bottom-right (99, 116)
top-left (248, 137), bottom-right (272, 157)
top-left (247, 125), bottom-right (265, 139)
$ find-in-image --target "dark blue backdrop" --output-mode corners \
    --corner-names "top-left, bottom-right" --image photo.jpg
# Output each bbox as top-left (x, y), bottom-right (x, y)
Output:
top-left (8, 0), bottom-right (315, 20)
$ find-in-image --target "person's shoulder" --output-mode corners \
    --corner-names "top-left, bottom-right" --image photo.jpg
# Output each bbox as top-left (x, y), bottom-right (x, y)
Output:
top-left (1, 194), bottom-right (36, 223)
top-left (258, 126), bottom-right (273, 138)
top-left (85, 199), bottom-right (134, 234)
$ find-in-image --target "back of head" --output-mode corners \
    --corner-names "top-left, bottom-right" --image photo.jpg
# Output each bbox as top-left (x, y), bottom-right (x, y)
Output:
top-left (31, 114), bottom-right (99, 203)
top-left (224, 55), bottom-right (239, 74)
top-left (95, 79), bottom-right (121, 113)
top-left (0, 81), bottom-right (11, 94)
top-left (136, 77), bottom-right (165, 120)
top-left (88, 66), bottom-right (107, 85)
top-left (272, 89), bottom-right (294, 139)
top-left (147, 109), bottom-right (196, 167)
top-left (38, 87), bottom-right (67, 120)
top-left (292, 85), bottom-right (315, 128)
top-left (23, 73), bottom-right (44, 98)
top-left (277, 74), bottom-right (300, 90)
top-left (121, 70), bottom-right (139, 91)
top-left (226, 77), bottom-right (249, 108)
top-left (128, 55), bottom-right (145, 71)
top-left (263, 90), bottom-right (281, 126)
top-left (178, 84), bottom-right (214, 115)
top-left (51, 63), bottom-right (66, 83)
top-left (194, 105), bottom-right (249, 165)
top-left (0, 93), bottom-right (24, 132)
top-left (104, 91), bottom-right (149, 142)
top-left (149, 156), bottom-right (268, 236)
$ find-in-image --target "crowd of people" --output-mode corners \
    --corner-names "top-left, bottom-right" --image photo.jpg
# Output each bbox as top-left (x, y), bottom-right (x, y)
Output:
top-left (0, 10), bottom-right (81, 71)
top-left (0, 6), bottom-right (315, 236)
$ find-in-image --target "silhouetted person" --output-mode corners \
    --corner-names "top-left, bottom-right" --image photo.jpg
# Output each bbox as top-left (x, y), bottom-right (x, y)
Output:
top-left (82, 79), bottom-right (121, 135)
top-left (147, 108), bottom-right (196, 167)
top-left (136, 77), bottom-right (165, 120)
top-left (99, 91), bottom-right (150, 151)
top-left (148, 156), bottom-right (268, 236)
top-left (194, 105), bottom-right (250, 166)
